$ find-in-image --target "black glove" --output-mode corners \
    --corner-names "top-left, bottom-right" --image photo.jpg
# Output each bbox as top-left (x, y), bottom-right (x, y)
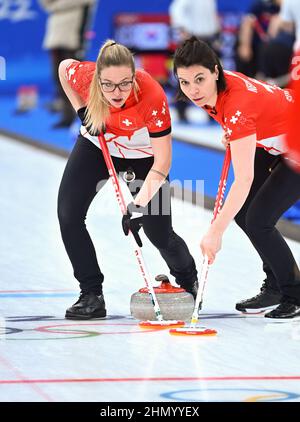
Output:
top-left (122, 202), bottom-right (146, 247)
top-left (77, 106), bottom-right (100, 135)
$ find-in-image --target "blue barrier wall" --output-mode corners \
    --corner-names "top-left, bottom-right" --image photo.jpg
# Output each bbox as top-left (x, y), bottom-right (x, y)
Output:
top-left (0, 0), bottom-right (49, 93)
top-left (0, 0), bottom-right (253, 94)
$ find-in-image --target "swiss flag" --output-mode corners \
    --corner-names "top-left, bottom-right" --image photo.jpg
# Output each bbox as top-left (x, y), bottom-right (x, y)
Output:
top-left (119, 114), bottom-right (138, 131)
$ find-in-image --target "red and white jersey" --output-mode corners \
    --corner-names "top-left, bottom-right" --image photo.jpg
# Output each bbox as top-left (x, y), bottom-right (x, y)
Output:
top-left (205, 70), bottom-right (294, 155)
top-left (66, 61), bottom-right (171, 158)
top-left (285, 74), bottom-right (300, 171)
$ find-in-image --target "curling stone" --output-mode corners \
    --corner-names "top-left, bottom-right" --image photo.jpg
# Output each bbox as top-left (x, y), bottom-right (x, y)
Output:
top-left (130, 274), bottom-right (194, 321)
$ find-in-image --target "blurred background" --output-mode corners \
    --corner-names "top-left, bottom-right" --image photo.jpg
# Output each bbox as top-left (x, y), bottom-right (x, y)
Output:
top-left (0, 0), bottom-right (299, 239)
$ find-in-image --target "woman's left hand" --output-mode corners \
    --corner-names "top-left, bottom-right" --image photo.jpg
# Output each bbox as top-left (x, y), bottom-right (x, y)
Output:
top-left (200, 228), bottom-right (223, 264)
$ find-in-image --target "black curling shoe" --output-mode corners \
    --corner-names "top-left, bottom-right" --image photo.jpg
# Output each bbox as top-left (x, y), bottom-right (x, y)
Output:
top-left (265, 301), bottom-right (300, 321)
top-left (65, 292), bottom-right (106, 320)
top-left (236, 279), bottom-right (282, 313)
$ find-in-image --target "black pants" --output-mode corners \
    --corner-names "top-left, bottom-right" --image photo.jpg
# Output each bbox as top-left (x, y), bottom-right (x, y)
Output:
top-left (235, 148), bottom-right (300, 303)
top-left (57, 135), bottom-right (197, 294)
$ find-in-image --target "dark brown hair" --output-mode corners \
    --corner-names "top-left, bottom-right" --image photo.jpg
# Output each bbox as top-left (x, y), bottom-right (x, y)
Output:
top-left (173, 36), bottom-right (226, 102)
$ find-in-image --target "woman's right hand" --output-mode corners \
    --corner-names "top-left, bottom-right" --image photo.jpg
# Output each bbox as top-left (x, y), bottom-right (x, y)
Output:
top-left (122, 202), bottom-right (145, 247)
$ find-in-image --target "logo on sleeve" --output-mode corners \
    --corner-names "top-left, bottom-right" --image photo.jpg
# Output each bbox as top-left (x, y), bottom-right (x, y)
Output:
top-left (67, 67), bottom-right (76, 80)
top-left (223, 125), bottom-right (232, 138)
top-left (224, 108), bottom-right (254, 138)
top-left (229, 110), bottom-right (249, 127)
top-left (230, 110), bottom-right (242, 124)
top-left (148, 101), bottom-right (169, 130)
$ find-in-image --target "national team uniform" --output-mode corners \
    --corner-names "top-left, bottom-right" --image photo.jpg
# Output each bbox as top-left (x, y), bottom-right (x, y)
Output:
top-left (58, 61), bottom-right (197, 299)
top-left (286, 77), bottom-right (300, 172)
top-left (205, 70), bottom-right (294, 155)
top-left (203, 70), bottom-right (300, 306)
top-left (65, 61), bottom-right (171, 158)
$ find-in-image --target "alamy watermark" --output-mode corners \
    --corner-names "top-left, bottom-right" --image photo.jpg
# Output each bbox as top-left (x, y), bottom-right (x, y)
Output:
top-left (0, 56), bottom-right (6, 80)
top-left (95, 178), bottom-right (205, 217)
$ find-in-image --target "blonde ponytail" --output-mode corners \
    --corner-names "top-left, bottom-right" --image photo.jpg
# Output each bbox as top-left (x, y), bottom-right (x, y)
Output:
top-left (85, 39), bottom-right (138, 134)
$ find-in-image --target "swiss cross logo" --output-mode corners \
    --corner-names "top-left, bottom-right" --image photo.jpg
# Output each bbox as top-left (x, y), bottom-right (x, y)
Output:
top-left (122, 119), bottom-right (132, 127)
top-left (119, 115), bottom-right (137, 130)
top-left (223, 126), bottom-right (232, 137)
top-left (230, 110), bottom-right (242, 124)
top-left (67, 67), bottom-right (76, 79)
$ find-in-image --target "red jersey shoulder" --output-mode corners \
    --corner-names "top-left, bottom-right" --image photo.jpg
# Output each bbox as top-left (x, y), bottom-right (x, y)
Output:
top-left (135, 69), bottom-right (166, 100)
top-left (135, 70), bottom-right (171, 136)
top-left (66, 61), bottom-right (96, 102)
top-left (286, 79), bottom-right (300, 169)
top-left (224, 70), bottom-right (286, 98)
top-left (220, 72), bottom-right (259, 141)
top-left (224, 71), bottom-right (259, 93)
